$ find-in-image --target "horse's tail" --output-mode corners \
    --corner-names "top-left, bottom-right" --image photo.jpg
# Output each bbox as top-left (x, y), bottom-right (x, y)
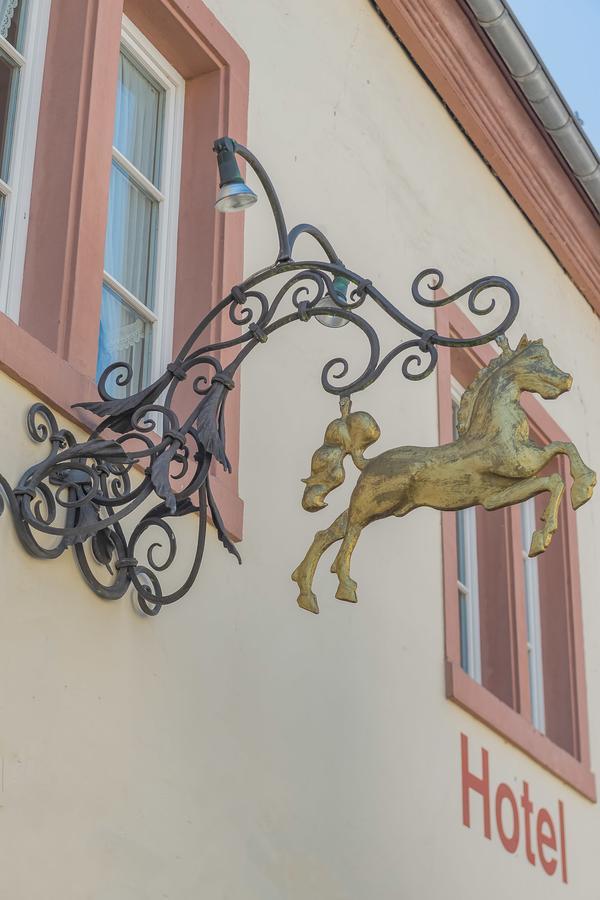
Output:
top-left (301, 398), bottom-right (381, 511)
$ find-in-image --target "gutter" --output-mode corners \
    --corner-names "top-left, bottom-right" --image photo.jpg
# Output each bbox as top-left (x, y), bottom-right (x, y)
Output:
top-left (464, 0), bottom-right (600, 214)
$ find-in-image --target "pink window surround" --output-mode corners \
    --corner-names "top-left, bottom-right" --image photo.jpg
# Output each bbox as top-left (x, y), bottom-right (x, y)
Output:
top-left (436, 303), bottom-right (595, 801)
top-left (1, 0), bottom-right (249, 539)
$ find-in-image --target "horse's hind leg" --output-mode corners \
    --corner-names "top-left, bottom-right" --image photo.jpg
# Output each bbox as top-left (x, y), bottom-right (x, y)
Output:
top-left (292, 510), bottom-right (348, 614)
top-left (483, 473), bottom-right (564, 556)
top-left (330, 510), bottom-right (364, 604)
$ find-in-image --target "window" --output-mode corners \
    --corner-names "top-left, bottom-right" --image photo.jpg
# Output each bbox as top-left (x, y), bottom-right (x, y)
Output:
top-left (452, 411), bottom-right (576, 747)
top-left (451, 378), bottom-right (517, 713)
top-left (97, 17), bottom-right (183, 396)
top-left (452, 386), bottom-right (566, 735)
top-left (438, 305), bottom-right (594, 800)
top-left (3, 0), bottom-right (247, 541)
top-left (0, 0), bottom-right (51, 319)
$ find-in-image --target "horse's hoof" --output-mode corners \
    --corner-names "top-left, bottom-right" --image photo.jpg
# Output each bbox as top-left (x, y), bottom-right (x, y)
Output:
top-left (335, 583), bottom-right (358, 604)
top-left (571, 470), bottom-right (597, 510)
top-left (297, 591), bottom-right (319, 614)
top-left (528, 530), bottom-right (548, 558)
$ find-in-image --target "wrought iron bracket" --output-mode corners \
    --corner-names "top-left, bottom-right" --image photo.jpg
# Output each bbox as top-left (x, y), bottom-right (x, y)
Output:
top-left (0, 139), bottom-right (520, 614)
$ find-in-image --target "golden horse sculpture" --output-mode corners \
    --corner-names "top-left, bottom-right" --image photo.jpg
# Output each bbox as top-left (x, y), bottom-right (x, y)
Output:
top-left (292, 335), bottom-right (596, 613)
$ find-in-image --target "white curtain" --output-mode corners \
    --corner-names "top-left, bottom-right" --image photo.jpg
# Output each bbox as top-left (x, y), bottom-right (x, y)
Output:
top-left (113, 52), bottom-right (163, 185)
top-left (104, 162), bottom-right (156, 305)
top-left (97, 285), bottom-right (148, 395)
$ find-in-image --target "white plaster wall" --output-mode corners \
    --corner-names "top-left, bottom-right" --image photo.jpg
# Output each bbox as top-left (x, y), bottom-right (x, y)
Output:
top-left (0, 0), bottom-right (599, 897)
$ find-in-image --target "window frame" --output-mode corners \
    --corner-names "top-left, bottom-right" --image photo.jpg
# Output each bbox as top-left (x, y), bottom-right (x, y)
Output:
top-left (0, 0), bottom-right (51, 322)
top-left (101, 15), bottom-right (184, 388)
top-left (437, 303), bottom-right (595, 801)
top-left (7, 0), bottom-right (248, 541)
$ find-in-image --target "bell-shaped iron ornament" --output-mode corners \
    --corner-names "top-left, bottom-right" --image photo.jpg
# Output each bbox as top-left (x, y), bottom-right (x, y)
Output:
top-left (315, 275), bottom-right (351, 328)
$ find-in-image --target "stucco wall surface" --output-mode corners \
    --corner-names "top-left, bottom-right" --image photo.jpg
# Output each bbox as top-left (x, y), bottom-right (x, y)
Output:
top-left (0, 1), bottom-right (599, 898)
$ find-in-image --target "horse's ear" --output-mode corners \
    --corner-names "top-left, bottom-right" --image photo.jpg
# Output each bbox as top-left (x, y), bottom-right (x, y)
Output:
top-left (496, 335), bottom-right (512, 355)
top-left (517, 334), bottom-right (529, 350)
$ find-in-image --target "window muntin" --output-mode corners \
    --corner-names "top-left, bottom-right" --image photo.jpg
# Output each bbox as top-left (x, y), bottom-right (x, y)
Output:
top-left (97, 18), bottom-right (183, 397)
top-left (0, 0), bottom-right (51, 320)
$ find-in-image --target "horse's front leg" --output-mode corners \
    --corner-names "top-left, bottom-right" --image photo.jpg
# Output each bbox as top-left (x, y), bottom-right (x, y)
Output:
top-left (544, 441), bottom-right (596, 509)
top-left (291, 510), bottom-right (348, 614)
top-left (330, 507), bottom-right (366, 604)
top-left (482, 473), bottom-right (565, 557)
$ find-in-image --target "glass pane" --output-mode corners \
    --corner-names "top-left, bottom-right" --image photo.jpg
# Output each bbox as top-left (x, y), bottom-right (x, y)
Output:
top-left (456, 508), bottom-right (467, 586)
top-left (2, 0), bottom-right (27, 51)
top-left (459, 591), bottom-right (469, 673)
top-left (113, 50), bottom-right (164, 185)
top-left (104, 160), bottom-right (158, 306)
top-left (456, 509), bottom-right (470, 673)
top-left (520, 496), bottom-right (542, 557)
top-left (97, 283), bottom-right (151, 398)
top-left (452, 398), bottom-right (459, 440)
top-left (520, 498), bottom-right (546, 732)
top-left (0, 48), bottom-right (18, 182)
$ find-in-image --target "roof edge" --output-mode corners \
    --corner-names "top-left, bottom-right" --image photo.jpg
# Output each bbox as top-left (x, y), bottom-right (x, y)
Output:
top-left (367, 0), bottom-right (600, 316)
top-left (464, 0), bottom-right (600, 214)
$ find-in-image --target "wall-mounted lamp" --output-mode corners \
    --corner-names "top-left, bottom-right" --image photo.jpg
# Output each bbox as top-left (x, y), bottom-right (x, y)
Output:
top-left (214, 137), bottom-right (258, 212)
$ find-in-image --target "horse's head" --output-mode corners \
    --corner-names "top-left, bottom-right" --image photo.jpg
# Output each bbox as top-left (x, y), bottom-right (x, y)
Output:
top-left (508, 335), bottom-right (572, 399)
top-left (457, 335), bottom-right (573, 436)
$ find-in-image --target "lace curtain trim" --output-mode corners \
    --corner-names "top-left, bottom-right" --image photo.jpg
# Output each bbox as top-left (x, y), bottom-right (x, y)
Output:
top-left (107, 319), bottom-right (145, 354)
top-left (0, 0), bottom-right (18, 39)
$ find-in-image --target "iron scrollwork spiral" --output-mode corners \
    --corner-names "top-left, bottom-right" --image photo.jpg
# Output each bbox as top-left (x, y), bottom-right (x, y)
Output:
top-left (0, 140), bottom-right (520, 614)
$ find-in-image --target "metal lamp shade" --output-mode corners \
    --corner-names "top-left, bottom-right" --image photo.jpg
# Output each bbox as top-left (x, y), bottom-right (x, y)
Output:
top-left (215, 181), bottom-right (258, 213)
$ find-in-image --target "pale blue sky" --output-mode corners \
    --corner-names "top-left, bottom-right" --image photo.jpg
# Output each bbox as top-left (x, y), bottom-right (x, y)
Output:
top-left (508, 0), bottom-right (600, 150)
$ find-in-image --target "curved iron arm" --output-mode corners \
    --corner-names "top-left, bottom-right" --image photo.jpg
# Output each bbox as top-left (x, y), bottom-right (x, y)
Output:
top-left (0, 140), bottom-right (520, 615)
top-left (229, 139), bottom-right (292, 262)
top-left (287, 224), bottom-right (342, 264)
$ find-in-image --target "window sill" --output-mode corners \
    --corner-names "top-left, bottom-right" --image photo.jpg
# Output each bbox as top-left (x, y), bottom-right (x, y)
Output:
top-left (446, 660), bottom-right (596, 802)
top-left (0, 310), bottom-right (243, 541)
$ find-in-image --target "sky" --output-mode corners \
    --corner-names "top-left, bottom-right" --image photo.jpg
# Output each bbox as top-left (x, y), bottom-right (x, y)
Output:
top-left (508, 0), bottom-right (600, 151)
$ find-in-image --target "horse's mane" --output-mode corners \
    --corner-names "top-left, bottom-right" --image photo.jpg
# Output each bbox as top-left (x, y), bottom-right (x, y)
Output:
top-left (456, 335), bottom-right (537, 436)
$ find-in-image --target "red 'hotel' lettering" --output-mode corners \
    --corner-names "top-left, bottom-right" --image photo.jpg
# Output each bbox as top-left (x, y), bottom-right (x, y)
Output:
top-left (461, 733), bottom-right (567, 883)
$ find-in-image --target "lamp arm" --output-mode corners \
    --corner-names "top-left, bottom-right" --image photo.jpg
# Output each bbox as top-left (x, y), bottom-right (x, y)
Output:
top-left (227, 139), bottom-right (292, 263)
top-left (287, 224), bottom-right (342, 265)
